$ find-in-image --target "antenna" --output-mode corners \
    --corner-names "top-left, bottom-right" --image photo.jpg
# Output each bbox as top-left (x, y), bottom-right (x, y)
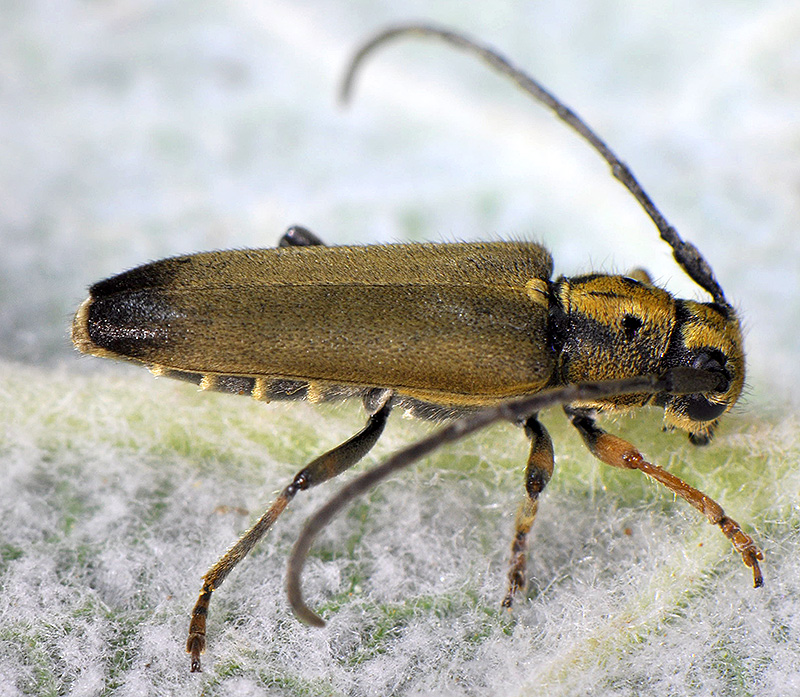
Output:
top-left (341, 24), bottom-right (728, 305)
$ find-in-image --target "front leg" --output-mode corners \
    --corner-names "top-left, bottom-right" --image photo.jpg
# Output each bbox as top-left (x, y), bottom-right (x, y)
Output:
top-left (564, 406), bottom-right (763, 587)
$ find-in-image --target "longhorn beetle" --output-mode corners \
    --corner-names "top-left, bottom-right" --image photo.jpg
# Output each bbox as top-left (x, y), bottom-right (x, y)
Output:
top-left (71, 24), bottom-right (763, 672)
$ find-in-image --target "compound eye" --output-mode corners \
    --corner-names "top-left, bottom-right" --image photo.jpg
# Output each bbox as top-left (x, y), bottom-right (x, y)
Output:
top-left (682, 350), bottom-right (732, 422)
top-left (691, 350), bottom-right (732, 393)
top-left (684, 393), bottom-right (728, 422)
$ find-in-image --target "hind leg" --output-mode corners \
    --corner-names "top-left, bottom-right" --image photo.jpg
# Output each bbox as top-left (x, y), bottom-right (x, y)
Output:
top-left (187, 390), bottom-right (393, 671)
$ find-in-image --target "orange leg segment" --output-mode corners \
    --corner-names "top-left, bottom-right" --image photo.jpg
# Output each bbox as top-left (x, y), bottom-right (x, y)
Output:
top-left (565, 407), bottom-right (763, 587)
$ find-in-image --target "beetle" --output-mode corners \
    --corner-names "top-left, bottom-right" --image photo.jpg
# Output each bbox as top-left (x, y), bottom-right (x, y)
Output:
top-left (71, 24), bottom-right (763, 673)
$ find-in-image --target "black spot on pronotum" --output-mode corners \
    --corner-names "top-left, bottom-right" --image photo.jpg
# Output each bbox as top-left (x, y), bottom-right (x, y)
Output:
top-left (622, 314), bottom-right (643, 341)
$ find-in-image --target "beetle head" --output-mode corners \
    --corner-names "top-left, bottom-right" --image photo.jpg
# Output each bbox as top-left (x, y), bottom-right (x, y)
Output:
top-left (659, 300), bottom-right (745, 445)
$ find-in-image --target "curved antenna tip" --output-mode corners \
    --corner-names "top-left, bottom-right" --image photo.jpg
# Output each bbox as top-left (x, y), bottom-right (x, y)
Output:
top-left (294, 604), bottom-right (327, 628)
top-left (338, 71), bottom-right (355, 107)
top-left (287, 567), bottom-right (327, 627)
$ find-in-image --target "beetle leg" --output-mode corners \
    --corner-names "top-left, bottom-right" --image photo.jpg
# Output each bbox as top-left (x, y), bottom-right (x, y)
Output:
top-left (564, 406), bottom-right (763, 588)
top-left (502, 414), bottom-right (554, 608)
top-left (187, 391), bottom-right (392, 672)
top-left (279, 225), bottom-right (326, 247)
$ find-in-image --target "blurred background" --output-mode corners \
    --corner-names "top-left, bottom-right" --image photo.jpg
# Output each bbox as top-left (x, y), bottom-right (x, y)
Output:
top-left (1, 0), bottom-right (798, 402)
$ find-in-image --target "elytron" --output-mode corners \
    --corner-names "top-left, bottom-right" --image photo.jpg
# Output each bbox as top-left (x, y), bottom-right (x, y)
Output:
top-left (71, 24), bottom-right (762, 672)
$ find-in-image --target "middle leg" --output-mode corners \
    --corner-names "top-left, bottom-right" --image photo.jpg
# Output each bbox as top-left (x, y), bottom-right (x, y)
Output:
top-left (502, 413), bottom-right (554, 608)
